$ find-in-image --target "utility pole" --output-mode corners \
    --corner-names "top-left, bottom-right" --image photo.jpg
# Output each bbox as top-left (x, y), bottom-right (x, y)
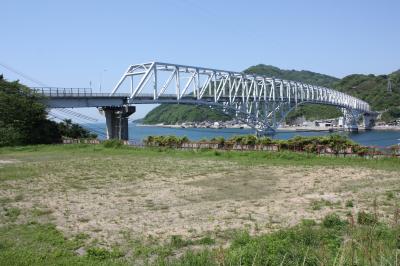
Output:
top-left (387, 77), bottom-right (392, 93)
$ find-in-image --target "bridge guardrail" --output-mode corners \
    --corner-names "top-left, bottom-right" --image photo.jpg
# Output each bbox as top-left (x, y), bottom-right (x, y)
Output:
top-left (31, 87), bottom-right (92, 96)
top-left (30, 87), bottom-right (128, 97)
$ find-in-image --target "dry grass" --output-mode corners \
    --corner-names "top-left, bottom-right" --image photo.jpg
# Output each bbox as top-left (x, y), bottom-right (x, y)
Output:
top-left (1, 146), bottom-right (399, 250)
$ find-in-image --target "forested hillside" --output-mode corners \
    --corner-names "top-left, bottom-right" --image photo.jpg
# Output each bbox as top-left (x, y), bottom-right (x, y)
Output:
top-left (245, 65), bottom-right (342, 123)
top-left (334, 71), bottom-right (400, 122)
top-left (143, 104), bottom-right (230, 125)
top-left (244, 64), bottom-right (339, 87)
top-left (142, 65), bottom-right (400, 124)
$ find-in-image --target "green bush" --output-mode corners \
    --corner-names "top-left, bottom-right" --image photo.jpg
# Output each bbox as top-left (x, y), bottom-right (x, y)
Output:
top-left (301, 219), bottom-right (317, 226)
top-left (86, 247), bottom-right (123, 260)
top-left (322, 213), bottom-right (346, 228)
top-left (210, 136), bottom-right (225, 145)
top-left (57, 119), bottom-right (97, 139)
top-left (170, 235), bottom-right (191, 248)
top-left (345, 200), bottom-right (354, 208)
top-left (102, 139), bottom-right (124, 148)
top-left (143, 134), bottom-right (369, 156)
top-left (144, 135), bottom-right (189, 147)
top-left (195, 236), bottom-right (215, 245)
top-left (357, 211), bottom-right (377, 225)
top-left (256, 137), bottom-right (273, 145)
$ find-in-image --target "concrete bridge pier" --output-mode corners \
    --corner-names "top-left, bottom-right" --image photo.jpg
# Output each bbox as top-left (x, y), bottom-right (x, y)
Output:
top-left (363, 113), bottom-right (376, 130)
top-left (342, 108), bottom-right (360, 132)
top-left (99, 105), bottom-right (136, 140)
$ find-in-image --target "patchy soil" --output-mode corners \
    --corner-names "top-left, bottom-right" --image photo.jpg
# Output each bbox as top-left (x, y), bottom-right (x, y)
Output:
top-left (0, 159), bottom-right (18, 165)
top-left (1, 154), bottom-right (399, 247)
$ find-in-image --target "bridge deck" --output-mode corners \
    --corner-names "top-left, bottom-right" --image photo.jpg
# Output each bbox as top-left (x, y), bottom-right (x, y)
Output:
top-left (33, 89), bottom-right (349, 109)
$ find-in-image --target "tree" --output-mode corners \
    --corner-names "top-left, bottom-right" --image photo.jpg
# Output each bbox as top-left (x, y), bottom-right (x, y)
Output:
top-left (0, 78), bottom-right (62, 146)
top-left (57, 119), bottom-right (97, 139)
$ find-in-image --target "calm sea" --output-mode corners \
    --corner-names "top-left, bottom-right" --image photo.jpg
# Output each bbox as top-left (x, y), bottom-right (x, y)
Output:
top-left (86, 123), bottom-right (400, 148)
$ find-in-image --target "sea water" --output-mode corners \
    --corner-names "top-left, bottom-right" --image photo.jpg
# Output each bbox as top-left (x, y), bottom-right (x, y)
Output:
top-left (87, 123), bottom-right (400, 147)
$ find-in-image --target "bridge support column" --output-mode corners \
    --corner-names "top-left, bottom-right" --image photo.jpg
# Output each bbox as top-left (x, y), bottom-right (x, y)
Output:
top-left (342, 108), bottom-right (360, 132)
top-left (363, 113), bottom-right (376, 130)
top-left (99, 105), bottom-right (136, 140)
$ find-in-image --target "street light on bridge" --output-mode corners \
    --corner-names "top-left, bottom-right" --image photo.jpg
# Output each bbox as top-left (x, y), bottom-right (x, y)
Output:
top-left (99, 69), bottom-right (107, 93)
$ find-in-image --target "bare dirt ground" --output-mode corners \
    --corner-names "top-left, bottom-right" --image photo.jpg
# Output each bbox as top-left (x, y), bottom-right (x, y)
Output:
top-left (0, 159), bottom-right (18, 165)
top-left (1, 153), bottom-right (399, 248)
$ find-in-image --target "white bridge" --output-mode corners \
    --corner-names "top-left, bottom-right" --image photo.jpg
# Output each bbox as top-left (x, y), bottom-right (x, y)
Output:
top-left (33, 62), bottom-right (376, 139)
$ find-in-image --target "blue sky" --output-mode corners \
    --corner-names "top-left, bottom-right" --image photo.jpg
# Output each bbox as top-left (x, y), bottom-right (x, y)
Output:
top-left (1, 0), bottom-right (400, 120)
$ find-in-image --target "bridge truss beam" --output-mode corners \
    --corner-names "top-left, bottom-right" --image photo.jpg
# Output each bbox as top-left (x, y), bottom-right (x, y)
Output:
top-left (111, 62), bottom-right (372, 134)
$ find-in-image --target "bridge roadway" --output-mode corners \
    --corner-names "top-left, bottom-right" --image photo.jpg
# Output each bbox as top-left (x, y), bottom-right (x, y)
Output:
top-left (33, 88), bottom-right (364, 110)
top-left (31, 61), bottom-right (377, 139)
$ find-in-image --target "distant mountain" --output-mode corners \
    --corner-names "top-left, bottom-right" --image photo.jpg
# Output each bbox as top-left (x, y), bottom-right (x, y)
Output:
top-left (333, 71), bottom-right (400, 122)
top-left (334, 72), bottom-right (400, 111)
top-left (244, 65), bottom-right (342, 122)
top-left (142, 104), bottom-right (230, 125)
top-left (244, 64), bottom-right (339, 87)
top-left (142, 65), bottom-right (400, 125)
top-left (131, 118), bottom-right (144, 124)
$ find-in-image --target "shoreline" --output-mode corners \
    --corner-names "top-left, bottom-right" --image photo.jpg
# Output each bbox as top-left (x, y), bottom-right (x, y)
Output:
top-left (134, 123), bottom-right (400, 132)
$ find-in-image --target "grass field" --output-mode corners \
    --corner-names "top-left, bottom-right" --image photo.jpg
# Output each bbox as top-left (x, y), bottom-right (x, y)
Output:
top-left (0, 144), bottom-right (400, 265)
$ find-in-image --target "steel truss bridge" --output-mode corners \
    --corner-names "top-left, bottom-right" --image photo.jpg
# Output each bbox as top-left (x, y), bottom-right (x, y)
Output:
top-left (33, 62), bottom-right (375, 138)
top-left (111, 62), bottom-right (373, 134)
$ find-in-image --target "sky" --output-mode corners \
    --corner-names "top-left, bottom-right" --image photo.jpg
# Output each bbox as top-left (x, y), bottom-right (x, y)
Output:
top-left (1, 0), bottom-right (400, 120)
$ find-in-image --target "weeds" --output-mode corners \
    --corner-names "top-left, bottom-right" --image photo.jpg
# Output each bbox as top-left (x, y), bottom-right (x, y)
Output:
top-left (357, 211), bottom-right (378, 225)
top-left (102, 139), bottom-right (124, 148)
top-left (86, 247), bottom-right (124, 260)
top-left (0, 211), bottom-right (400, 265)
top-left (386, 191), bottom-right (395, 200)
top-left (1, 144), bottom-right (400, 265)
top-left (322, 213), bottom-right (347, 228)
top-left (3, 207), bottom-right (20, 222)
top-left (310, 199), bottom-right (337, 210)
top-left (345, 199), bottom-right (354, 208)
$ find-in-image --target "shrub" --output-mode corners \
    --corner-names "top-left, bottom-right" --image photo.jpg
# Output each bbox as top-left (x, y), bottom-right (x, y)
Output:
top-left (170, 235), bottom-right (191, 248)
top-left (181, 136), bottom-right (189, 144)
top-left (196, 236), bottom-right (215, 245)
top-left (386, 191), bottom-right (395, 200)
top-left (210, 136), bottom-right (225, 145)
top-left (256, 137), bottom-right (273, 145)
top-left (145, 135), bottom-right (189, 147)
top-left (357, 211), bottom-right (377, 225)
top-left (4, 207), bottom-right (21, 222)
top-left (322, 213), bottom-right (346, 228)
top-left (228, 135), bottom-right (244, 145)
top-left (301, 219), bottom-right (317, 226)
top-left (144, 135), bottom-right (155, 145)
top-left (142, 134), bottom-right (367, 156)
top-left (242, 135), bottom-right (257, 146)
top-left (86, 247), bottom-right (124, 260)
top-left (230, 230), bottom-right (251, 248)
top-left (353, 146), bottom-right (369, 156)
top-left (102, 139), bottom-right (124, 148)
top-left (86, 247), bottom-right (112, 260)
top-left (345, 200), bottom-right (354, 208)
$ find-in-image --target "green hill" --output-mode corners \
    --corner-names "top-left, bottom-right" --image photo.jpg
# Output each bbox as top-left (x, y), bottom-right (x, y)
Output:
top-left (142, 104), bottom-right (230, 125)
top-left (142, 65), bottom-right (400, 124)
top-left (334, 72), bottom-right (400, 121)
top-left (245, 65), bottom-right (342, 122)
top-left (244, 64), bottom-right (339, 87)
top-left (335, 73), bottom-right (400, 110)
